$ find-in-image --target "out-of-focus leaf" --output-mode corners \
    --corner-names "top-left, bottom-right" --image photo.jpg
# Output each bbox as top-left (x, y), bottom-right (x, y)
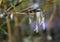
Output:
top-left (0, 27), bottom-right (8, 35)
top-left (43, 0), bottom-right (53, 13)
top-left (52, 0), bottom-right (58, 3)
top-left (11, 0), bottom-right (18, 5)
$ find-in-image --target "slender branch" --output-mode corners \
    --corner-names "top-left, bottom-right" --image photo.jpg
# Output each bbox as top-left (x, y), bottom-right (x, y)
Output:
top-left (6, 17), bottom-right (12, 42)
top-left (47, 3), bottom-right (58, 34)
top-left (7, 2), bottom-right (23, 12)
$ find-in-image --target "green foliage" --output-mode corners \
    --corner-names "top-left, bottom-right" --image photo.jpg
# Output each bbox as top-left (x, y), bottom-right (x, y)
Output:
top-left (0, 27), bottom-right (8, 35)
top-left (52, 0), bottom-right (58, 3)
top-left (11, 0), bottom-right (18, 5)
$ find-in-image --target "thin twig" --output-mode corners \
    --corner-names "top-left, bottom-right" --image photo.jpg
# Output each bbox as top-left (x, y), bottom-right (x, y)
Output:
top-left (47, 3), bottom-right (58, 34)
